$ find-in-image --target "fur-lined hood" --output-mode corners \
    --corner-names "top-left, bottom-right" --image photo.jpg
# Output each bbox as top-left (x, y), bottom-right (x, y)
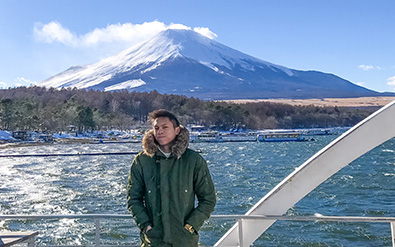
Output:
top-left (142, 125), bottom-right (190, 159)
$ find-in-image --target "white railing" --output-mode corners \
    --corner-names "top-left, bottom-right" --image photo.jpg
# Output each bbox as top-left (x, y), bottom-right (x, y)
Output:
top-left (0, 214), bottom-right (394, 247)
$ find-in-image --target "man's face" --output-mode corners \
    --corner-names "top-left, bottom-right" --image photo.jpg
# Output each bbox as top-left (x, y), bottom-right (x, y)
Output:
top-left (153, 117), bottom-right (180, 148)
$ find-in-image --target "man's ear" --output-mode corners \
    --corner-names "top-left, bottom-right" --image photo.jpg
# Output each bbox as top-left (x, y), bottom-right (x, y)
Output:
top-left (175, 126), bottom-right (181, 135)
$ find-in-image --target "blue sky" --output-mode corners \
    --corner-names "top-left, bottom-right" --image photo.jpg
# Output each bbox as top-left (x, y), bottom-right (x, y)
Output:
top-left (1, 0), bottom-right (394, 93)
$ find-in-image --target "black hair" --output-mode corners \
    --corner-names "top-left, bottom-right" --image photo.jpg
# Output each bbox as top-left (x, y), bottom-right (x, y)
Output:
top-left (148, 109), bottom-right (180, 127)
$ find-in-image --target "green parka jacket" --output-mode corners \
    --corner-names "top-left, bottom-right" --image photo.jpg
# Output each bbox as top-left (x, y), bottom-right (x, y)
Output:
top-left (127, 126), bottom-right (216, 247)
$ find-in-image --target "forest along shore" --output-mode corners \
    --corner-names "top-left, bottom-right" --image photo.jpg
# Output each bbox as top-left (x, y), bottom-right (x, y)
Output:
top-left (225, 96), bottom-right (395, 108)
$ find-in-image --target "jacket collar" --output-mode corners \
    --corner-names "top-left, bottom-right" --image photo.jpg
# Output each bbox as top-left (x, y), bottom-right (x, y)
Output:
top-left (142, 125), bottom-right (190, 159)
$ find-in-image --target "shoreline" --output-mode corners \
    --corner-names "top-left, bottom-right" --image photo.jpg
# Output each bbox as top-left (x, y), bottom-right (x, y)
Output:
top-left (224, 96), bottom-right (395, 107)
top-left (0, 138), bottom-right (141, 149)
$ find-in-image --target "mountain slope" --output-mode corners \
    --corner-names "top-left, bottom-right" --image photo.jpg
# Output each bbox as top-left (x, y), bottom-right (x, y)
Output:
top-left (39, 29), bottom-right (389, 100)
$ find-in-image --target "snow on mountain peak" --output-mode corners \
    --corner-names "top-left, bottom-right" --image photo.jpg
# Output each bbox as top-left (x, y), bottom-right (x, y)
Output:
top-left (39, 28), bottom-right (294, 90)
top-left (104, 79), bottom-right (146, 91)
top-left (151, 29), bottom-right (294, 75)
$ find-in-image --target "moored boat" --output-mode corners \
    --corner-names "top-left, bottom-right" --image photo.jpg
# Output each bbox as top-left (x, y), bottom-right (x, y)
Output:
top-left (190, 131), bottom-right (224, 143)
top-left (190, 131), bottom-right (257, 143)
top-left (257, 132), bottom-right (310, 142)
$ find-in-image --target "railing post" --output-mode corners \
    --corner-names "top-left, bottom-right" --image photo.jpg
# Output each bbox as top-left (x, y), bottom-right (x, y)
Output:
top-left (94, 218), bottom-right (100, 247)
top-left (27, 236), bottom-right (35, 247)
top-left (238, 218), bottom-right (244, 247)
top-left (391, 221), bottom-right (395, 247)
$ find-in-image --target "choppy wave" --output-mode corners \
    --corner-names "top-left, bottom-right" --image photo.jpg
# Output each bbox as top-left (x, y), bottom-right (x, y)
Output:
top-left (1, 137), bottom-right (394, 246)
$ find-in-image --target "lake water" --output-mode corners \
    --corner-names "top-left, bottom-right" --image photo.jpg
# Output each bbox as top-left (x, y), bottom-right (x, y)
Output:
top-left (0, 134), bottom-right (394, 246)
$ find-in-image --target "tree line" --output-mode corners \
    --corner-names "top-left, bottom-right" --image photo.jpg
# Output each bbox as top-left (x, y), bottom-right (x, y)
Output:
top-left (0, 86), bottom-right (374, 132)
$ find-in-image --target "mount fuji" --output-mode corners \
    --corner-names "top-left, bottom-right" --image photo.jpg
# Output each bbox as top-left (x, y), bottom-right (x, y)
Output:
top-left (39, 29), bottom-right (388, 100)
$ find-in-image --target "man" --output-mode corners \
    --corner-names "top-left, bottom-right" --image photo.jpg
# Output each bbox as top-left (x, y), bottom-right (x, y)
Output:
top-left (127, 109), bottom-right (216, 247)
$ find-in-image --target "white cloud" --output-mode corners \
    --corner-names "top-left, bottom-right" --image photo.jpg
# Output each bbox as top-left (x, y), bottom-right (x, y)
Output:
top-left (82, 21), bottom-right (167, 46)
top-left (34, 21), bottom-right (77, 46)
top-left (358, 65), bottom-right (374, 71)
top-left (387, 76), bottom-right (395, 86)
top-left (0, 82), bottom-right (7, 88)
top-left (358, 65), bottom-right (383, 71)
top-left (194, 27), bottom-right (218, 39)
top-left (15, 77), bottom-right (36, 85)
top-left (33, 21), bottom-right (217, 48)
top-left (168, 23), bottom-right (190, 30)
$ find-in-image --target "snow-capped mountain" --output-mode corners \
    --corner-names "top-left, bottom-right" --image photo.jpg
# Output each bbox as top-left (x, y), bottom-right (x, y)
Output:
top-left (39, 29), bottom-right (387, 100)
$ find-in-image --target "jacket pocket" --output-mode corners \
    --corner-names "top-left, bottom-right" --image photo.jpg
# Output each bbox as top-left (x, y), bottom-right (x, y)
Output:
top-left (142, 227), bottom-right (163, 246)
top-left (182, 226), bottom-right (199, 246)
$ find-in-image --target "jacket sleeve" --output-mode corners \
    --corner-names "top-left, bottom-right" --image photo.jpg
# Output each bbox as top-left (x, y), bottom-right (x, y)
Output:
top-left (186, 154), bottom-right (216, 231)
top-left (127, 155), bottom-right (152, 230)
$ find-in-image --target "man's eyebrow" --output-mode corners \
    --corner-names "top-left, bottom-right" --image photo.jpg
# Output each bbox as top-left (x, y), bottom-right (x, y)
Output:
top-left (154, 123), bottom-right (169, 127)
